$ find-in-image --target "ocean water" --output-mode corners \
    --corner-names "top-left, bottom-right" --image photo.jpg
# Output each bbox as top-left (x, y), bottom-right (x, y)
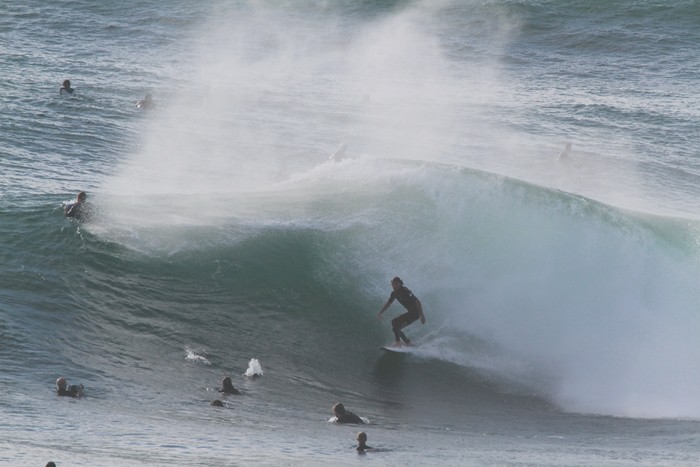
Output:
top-left (2, 0), bottom-right (700, 465)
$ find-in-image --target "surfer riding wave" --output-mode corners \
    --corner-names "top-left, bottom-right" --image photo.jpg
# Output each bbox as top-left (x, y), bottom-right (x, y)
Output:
top-left (377, 277), bottom-right (426, 347)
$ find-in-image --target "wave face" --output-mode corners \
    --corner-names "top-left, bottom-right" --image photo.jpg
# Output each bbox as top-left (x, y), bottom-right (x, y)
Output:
top-left (5, 160), bottom-right (700, 420)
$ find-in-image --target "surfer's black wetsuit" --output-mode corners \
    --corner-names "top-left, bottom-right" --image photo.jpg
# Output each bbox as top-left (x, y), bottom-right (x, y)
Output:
top-left (387, 286), bottom-right (421, 344)
top-left (356, 443), bottom-right (373, 453)
top-left (336, 411), bottom-right (364, 424)
top-left (64, 202), bottom-right (92, 222)
top-left (57, 384), bottom-right (83, 398)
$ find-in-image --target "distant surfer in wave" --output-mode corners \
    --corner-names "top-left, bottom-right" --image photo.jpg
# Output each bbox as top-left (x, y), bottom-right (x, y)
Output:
top-left (136, 93), bottom-right (154, 110)
top-left (56, 377), bottom-right (83, 398)
top-left (64, 191), bottom-right (92, 222)
top-left (219, 376), bottom-right (241, 395)
top-left (377, 277), bottom-right (425, 347)
top-left (329, 142), bottom-right (348, 162)
top-left (558, 142), bottom-right (572, 161)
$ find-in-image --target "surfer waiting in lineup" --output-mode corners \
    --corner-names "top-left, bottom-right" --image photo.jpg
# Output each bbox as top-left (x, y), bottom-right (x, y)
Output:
top-left (56, 377), bottom-right (83, 398)
top-left (356, 432), bottom-right (374, 453)
top-left (219, 376), bottom-right (241, 395)
top-left (60, 79), bottom-right (74, 95)
top-left (377, 277), bottom-right (425, 347)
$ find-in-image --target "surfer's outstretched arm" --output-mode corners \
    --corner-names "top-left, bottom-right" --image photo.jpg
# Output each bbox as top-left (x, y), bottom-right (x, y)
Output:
top-left (377, 301), bottom-right (391, 319)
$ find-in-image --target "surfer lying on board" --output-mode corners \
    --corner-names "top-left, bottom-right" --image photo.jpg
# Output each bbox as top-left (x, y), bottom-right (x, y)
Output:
top-left (377, 277), bottom-right (425, 347)
top-left (332, 403), bottom-right (365, 424)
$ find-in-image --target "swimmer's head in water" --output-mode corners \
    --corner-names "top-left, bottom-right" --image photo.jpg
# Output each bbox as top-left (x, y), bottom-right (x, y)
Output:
top-left (63, 80), bottom-right (71, 88)
top-left (77, 191), bottom-right (87, 202)
top-left (333, 402), bottom-right (346, 415)
top-left (357, 432), bottom-right (367, 443)
top-left (211, 399), bottom-right (224, 407)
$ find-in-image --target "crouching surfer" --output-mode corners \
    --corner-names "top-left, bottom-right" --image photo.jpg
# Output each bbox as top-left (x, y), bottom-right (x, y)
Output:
top-left (377, 276), bottom-right (426, 347)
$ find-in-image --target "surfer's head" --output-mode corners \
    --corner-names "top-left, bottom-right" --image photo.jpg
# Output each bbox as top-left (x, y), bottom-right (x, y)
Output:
top-left (56, 377), bottom-right (67, 390)
top-left (391, 277), bottom-right (403, 285)
top-left (62, 79), bottom-right (71, 88)
top-left (211, 399), bottom-right (224, 407)
top-left (77, 191), bottom-right (87, 202)
top-left (333, 402), bottom-right (347, 416)
top-left (222, 377), bottom-right (235, 391)
top-left (357, 432), bottom-right (367, 444)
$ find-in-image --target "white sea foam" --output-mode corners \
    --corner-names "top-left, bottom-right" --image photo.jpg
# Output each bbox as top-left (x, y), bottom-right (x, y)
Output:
top-left (184, 345), bottom-right (211, 365)
top-left (244, 358), bottom-right (263, 377)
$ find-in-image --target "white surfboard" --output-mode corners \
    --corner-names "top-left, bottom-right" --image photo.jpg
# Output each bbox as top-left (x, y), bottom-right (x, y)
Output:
top-left (380, 345), bottom-right (417, 353)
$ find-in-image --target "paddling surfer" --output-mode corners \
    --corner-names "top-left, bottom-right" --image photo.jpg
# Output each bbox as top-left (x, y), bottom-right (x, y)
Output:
top-left (332, 403), bottom-right (365, 424)
top-left (63, 191), bottom-right (92, 222)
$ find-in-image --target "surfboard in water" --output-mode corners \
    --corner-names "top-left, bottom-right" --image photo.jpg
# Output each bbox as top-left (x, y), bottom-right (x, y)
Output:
top-left (380, 345), bottom-right (417, 353)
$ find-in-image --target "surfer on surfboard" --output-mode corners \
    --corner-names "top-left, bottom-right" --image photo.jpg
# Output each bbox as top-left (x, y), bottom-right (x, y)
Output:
top-left (377, 277), bottom-right (425, 347)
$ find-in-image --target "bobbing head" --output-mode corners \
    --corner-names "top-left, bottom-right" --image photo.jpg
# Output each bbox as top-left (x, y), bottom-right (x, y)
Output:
top-left (333, 402), bottom-right (346, 415)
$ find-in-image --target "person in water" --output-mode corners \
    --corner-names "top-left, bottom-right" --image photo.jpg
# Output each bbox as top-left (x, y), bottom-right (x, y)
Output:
top-left (377, 276), bottom-right (425, 347)
top-left (136, 93), bottom-right (154, 109)
top-left (558, 142), bottom-right (572, 161)
top-left (64, 191), bottom-right (91, 222)
top-left (332, 403), bottom-right (364, 424)
top-left (60, 79), bottom-right (74, 95)
top-left (56, 377), bottom-right (83, 398)
top-left (356, 432), bottom-right (374, 453)
top-left (219, 376), bottom-right (241, 395)
top-left (329, 142), bottom-right (348, 162)
top-left (210, 399), bottom-right (224, 407)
